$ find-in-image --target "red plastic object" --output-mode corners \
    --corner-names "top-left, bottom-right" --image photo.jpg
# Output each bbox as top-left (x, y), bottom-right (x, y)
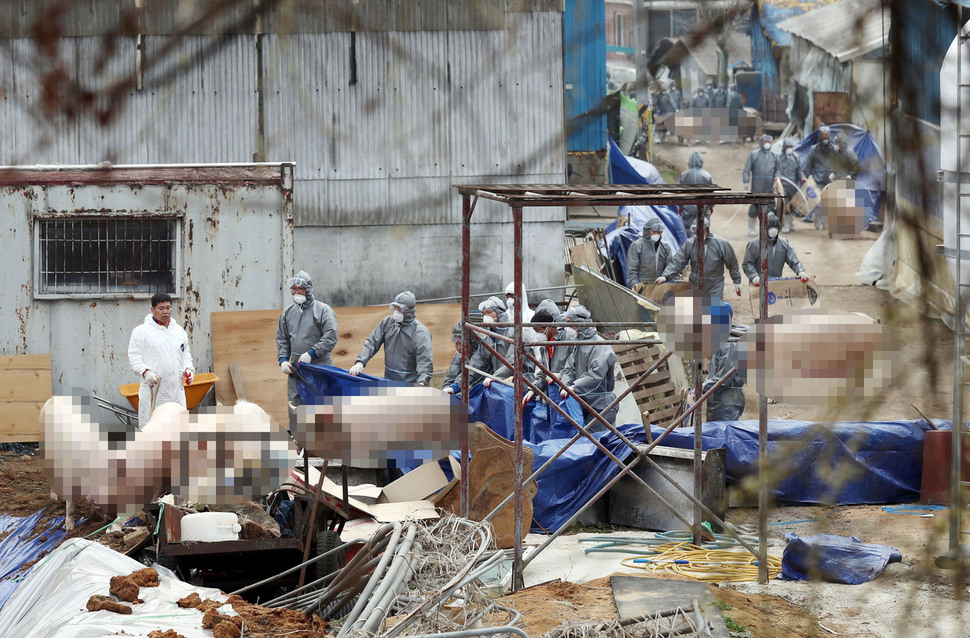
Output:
top-left (920, 430), bottom-right (970, 505)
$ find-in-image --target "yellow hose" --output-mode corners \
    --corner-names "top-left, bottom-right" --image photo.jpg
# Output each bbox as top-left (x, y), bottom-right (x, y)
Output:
top-left (620, 541), bottom-right (782, 583)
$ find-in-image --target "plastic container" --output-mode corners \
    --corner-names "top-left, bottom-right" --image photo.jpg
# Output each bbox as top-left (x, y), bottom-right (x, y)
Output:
top-left (179, 512), bottom-right (242, 542)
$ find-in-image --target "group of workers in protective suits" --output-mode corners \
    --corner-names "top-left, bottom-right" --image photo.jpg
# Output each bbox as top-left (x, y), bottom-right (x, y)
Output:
top-left (442, 290), bottom-right (618, 429)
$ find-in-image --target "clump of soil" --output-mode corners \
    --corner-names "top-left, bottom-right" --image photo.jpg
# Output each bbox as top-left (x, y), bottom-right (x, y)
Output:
top-left (128, 566), bottom-right (159, 587)
top-left (148, 631), bottom-right (185, 638)
top-left (213, 620), bottom-right (242, 638)
top-left (109, 575), bottom-right (142, 603)
top-left (178, 593), bottom-right (328, 638)
top-left (86, 595), bottom-right (131, 615)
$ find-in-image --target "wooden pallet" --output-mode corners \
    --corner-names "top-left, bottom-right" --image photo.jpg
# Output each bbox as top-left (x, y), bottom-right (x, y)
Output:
top-left (614, 342), bottom-right (685, 436)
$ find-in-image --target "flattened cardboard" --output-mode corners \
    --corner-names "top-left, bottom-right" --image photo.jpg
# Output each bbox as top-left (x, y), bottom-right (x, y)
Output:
top-left (635, 280), bottom-right (692, 307)
top-left (748, 276), bottom-right (821, 315)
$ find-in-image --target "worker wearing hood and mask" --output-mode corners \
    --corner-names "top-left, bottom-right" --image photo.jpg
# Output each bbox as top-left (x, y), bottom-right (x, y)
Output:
top-left (350, 291), bottom-right (434, 386)
top-left (741, 213), bottom-right (809, 286)
top-left (276, 270), bottom-right (339, 419)
top-left (677, 151), bottom-right (713, 232)
top-left (559, 305), bottom-right (618, 428)
top-left (467, 296), bottom-right (518, 387)
top-left (626, 217), bottom-right (673, 293)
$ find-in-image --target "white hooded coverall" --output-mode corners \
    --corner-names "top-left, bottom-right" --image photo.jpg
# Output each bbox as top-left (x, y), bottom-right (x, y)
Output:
top-left (128, 314), bottom-right (194, 426)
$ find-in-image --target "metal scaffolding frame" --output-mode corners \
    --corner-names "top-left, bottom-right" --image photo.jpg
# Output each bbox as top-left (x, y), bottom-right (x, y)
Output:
top-left (454, 183), bottom-right (780, 590)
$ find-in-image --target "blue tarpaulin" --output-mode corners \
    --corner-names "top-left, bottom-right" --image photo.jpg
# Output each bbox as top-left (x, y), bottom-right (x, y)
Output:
top-left (794, 123), bottom-right (886, 228)
top-left (780, 533), bottom-right (902, 584)
top-left (295, 363), bottom-right (402, 406)
top-left (0, 509), bottom-right (75, 610)
top-left (649, 419), bottom-right (941, 505)
top-left (467, 383), bottom-right (649, 532)
top-left (608, 138), bottom-right (663, 185)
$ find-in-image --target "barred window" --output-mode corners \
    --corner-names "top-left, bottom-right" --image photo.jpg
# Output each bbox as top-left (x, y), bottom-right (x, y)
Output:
top-left (34, 217), bottom-right (180, 297)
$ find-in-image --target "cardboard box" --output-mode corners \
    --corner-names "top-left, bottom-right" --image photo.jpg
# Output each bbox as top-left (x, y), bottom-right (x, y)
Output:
top-left (789, 176), bottom-right (821, 218)
top-left (289, 456), bottom-right (461, 523)
top-left (748, 277), bottom-right (821, 315)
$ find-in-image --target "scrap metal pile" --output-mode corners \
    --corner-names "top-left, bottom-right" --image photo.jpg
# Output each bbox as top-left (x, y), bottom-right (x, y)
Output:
top-left (249, 515), bottom-right (520, 637)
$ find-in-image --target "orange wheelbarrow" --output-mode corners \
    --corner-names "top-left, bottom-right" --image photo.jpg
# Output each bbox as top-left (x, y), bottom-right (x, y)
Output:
top-left (118, 372), bottom-right (220, 411)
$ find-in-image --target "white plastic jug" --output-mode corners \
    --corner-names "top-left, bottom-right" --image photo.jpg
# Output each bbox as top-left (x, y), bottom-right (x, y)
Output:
top-left (179, 512), bottom-right (242, 542)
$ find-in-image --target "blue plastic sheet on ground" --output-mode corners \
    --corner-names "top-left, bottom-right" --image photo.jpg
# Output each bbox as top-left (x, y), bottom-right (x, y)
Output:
top-left (648, 419), bottom-right (943, 505)
top-left (0, 509), bottom-right (73, 609)
top-left (780, 533), bottom-right (902, 584)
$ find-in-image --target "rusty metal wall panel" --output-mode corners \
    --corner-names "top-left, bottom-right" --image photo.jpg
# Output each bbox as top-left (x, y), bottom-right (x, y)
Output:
top-left (385, 30), bottom-right (450, 179)
top-left (143, 36), bottom-right (258, 164)
top-left (328, 31), bottom-right (392, 179)
top-left (263, 33), bottom-right (334, 182)
top-left (504, 11), bottom-right (565, 177)
top-left (448, 28), bottom-right (510, 177)
top-left (3, 176), bottom-right (291, 404)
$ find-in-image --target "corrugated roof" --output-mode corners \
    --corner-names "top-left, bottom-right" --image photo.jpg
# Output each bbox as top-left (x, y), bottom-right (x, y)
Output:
top-left (681, 31), bottom-right (752, 76)
top-left (777, 0), bottom-right (888, 62)
top-left (755, 0), bottom-right (841, 47)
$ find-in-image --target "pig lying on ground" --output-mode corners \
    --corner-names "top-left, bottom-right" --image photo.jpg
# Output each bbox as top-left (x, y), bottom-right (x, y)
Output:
top-left (40, 397), bottom-right (296, 530)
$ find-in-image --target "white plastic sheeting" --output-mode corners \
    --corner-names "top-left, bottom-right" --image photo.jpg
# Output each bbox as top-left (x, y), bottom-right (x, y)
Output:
top-left (0, 539), bottom-right (227, 638)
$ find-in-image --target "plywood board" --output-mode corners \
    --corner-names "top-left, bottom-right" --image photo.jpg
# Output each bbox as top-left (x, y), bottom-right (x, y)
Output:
top-left (569, 241), bottom-right (604, 273)
top-left (574, 265), bottom-right (660, 324)
top-left (211, 304), bottom-right (462, 429)
top-left (0, 354), bottom-right (52, 442)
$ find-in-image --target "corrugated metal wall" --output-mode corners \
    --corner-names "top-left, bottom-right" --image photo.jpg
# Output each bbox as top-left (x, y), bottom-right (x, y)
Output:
top-left (0, 5), bottom-right (566, 345)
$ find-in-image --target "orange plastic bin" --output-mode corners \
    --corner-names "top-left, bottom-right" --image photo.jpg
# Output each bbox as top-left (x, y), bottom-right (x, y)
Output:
top-left (119, 372), bottom-right (220, 411)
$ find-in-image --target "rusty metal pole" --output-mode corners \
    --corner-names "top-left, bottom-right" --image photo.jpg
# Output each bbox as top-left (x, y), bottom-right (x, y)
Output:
top-left (692, 205), bottom-right (706, 546)
top-left (460, 195), bottom-right (472, 519)
top-left (512, 205), bottom-right (526, 592)
top-left (758, 201), bottom-right (769, 584)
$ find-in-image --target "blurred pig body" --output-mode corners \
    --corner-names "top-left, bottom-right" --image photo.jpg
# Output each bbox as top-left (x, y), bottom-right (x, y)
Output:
top-left (41, 398), bottom-right (294, 530)
top-left (292, 385), bottom-right (465, 467)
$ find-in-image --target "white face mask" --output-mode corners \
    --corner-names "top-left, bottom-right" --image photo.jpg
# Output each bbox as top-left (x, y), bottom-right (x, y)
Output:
top-left (482, 314), bottom-right (495, 324)
top-left (768, 228), bottom-right (779, 239)
top-left (785, 148), bottom-right (794, 156)
top-left (392, 310), bottom-right (405, 323)
top-left (564, 327), bottom-right (578, 340)
top-left (762, 143), bottom-right (771, 151)
top-left (293, 294), bottom-right (306, 305)
top-left (651, 233), bottom-right (662, 243)
top-left (506, 298), bottom-right (515, 308)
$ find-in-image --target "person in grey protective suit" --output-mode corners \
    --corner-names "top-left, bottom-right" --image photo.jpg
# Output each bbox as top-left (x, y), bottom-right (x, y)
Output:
top-left (467, 296), bottom-right (517, 387)
top-left (558, 306), bottom-right (617, 429)
top-left (742, 134), bottom-right (779, 236)
top-left (349, 291), bottom-right (433, 385)
top-left (442, 322), bottom-right (465, 391)
top-left (523, 299), bottom-right (575, 404)
top-left (774, 138), bottom-right (806, 233)
top-left (276, 270), bottom-right (339, 419)
top-left (703, 303), bottom-right (746, 422)
top-left (832, 131), bottom-right (861, 179)
top-left (805, 125), bottom-right (838, 188)
top-left (741, 213), bottom-right (810, 286)
top-left (625, 218), bottom-right (674, 293)
top-left (677, 151), bottom-right (713, 232)
top-left (656, 217), bottom-right (742, 300)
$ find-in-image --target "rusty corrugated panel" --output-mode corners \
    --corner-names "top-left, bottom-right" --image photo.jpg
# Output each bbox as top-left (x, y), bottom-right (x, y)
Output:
top-left (386, 30), bottom-right (450, 179)
top-left (144, 36), bottom-right (258, 164)
top-left (328, 30), bottom-right (392, 180)
top-left (263, 33), bottom-right (334, 182)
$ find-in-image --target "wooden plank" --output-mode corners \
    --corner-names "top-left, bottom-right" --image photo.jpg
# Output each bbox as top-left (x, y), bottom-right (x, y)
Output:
top-left (228, 363), bottom-right (246, 401)
top-left (211, 304), bottom-right (462, 430)
top-left (568, 241), bottom-right (603, 273)
top-left (0, 403), bottom-right (47, 442)
top-left (0, 354), bottom-right (52, 442)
